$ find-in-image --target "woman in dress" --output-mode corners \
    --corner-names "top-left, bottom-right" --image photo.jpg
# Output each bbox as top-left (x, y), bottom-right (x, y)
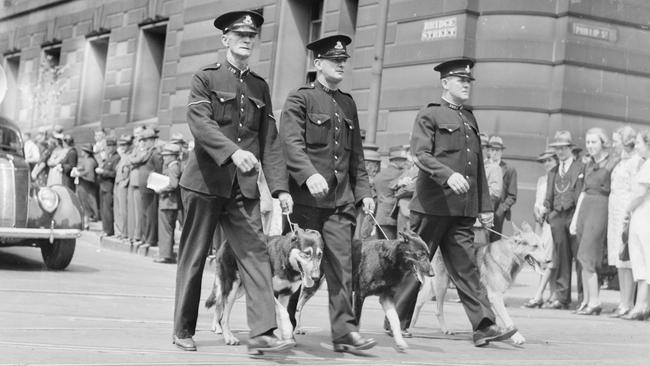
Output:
top-left (623, 130), bottom-right (650, 320)
top-left (571, 128), bottom-right (617, 315)
top-left (523, 148), bottom-right (557, 308)
top-left (607, 126), bottom-right (641, 317)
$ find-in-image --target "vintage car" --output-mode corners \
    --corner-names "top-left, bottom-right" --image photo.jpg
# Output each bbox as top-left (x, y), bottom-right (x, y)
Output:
top-left (0, 116), bottom-right (83, 270)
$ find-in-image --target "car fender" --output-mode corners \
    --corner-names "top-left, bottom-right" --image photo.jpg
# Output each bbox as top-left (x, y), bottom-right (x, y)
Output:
top-left (27, 185), bottom-right (83, 230)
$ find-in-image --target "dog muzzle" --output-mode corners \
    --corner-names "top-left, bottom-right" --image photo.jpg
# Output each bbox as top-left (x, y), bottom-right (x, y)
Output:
top-left (289, 249), bottom-right (315, 288)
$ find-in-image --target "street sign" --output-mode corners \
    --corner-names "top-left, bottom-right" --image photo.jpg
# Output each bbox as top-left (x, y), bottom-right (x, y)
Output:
top-left (421, 16), bottom-right (457, 41)
top-left (571, 22), bottom-right (617, 42)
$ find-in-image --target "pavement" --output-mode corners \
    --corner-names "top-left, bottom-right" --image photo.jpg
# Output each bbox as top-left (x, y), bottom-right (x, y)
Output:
top-left (1, 226), bottom-right (649, 365)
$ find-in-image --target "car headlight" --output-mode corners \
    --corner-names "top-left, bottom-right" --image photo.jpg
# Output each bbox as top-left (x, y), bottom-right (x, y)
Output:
top-left (37, 187), bottom-right (60, 214)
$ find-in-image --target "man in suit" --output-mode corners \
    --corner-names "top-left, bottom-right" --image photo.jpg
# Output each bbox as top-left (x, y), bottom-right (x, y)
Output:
top-left (95, 136), bottom-right (121, 237)
top-left (373, 145), bottom-right (410, 239)
top-left (126, 126), bottom-right (145, 244)
top-left (543, 131), bottom-right (585, 309)
top-left (391, 58), bottom-right (516, 347)
top-left (487, 135), bottom-right (518, 242)
top-left (154, 143), bottom-right (182, 264)
top-left (280, 34), bottom-right (377, 353)
top-left (173, 10), bottom-right (293, 354)
top-left (114, 135), bottom-right (132, 239)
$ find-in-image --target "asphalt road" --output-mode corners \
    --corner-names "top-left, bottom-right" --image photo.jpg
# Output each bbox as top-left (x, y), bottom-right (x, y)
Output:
top-left (1, 231), bottom-right (649, 366)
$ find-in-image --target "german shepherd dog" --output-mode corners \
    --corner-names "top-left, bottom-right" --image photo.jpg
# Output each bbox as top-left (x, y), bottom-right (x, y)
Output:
top-left (292, 230), bottom-right (434, 351)
top-left (205, 226), bottom-right (324, 346)
top-left (411, 222), bottom-right (546, 345)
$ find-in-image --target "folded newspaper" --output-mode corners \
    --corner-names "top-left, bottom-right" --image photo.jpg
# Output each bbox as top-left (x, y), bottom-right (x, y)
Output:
top-left (146, 172), bottom-right (170, 191)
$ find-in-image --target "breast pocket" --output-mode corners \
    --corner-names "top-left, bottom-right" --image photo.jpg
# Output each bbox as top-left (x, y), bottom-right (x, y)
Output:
top-left (306, 113), bottom-right (331, 146)
top-left (343, 118), bottom-right (355, 150)
top-left (436, 123), bottom-right (463, 153)
top-left (211, 90), bottom-right (236, 126)
top-left (247, 96), bottom-right (266, 131)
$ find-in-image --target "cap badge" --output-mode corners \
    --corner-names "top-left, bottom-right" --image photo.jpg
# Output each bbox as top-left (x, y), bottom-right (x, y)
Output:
top-left (465, 65), bottom-right (471, 73)
top-left (243, 15), bottom-right (253, 25)
top-left (335, 41), bottom-right (344, 50)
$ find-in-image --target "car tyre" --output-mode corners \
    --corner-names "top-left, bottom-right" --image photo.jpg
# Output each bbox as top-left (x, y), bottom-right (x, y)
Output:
top-left (40, 239), bottom-right (76, 270)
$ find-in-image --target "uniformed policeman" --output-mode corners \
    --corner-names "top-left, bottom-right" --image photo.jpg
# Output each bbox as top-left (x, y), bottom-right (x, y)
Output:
top-left (173, 10), bottom-right (294, 354)
top-left (392, 58), bottom-right (517, 347)
top-left (280, 34), bottom-right (377, 353)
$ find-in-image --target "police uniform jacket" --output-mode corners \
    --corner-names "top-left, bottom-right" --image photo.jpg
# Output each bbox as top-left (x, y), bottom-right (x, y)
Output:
top-left (159, 159), bottom-right (181, 210)
top-left (280, 82), bottom-right (371, 208)
top-left (179, 62), bottom-right (288, 198)
top-left (409, 99), bottom-right (492, 217)
top-left (97, 151), bottom-right (121, 192)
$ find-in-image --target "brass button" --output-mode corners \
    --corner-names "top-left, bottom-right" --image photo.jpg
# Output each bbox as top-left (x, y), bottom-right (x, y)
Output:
top-left (237, 137), bottom-right (241, 142)
top-left (219, 98), bottom-right (225, 102)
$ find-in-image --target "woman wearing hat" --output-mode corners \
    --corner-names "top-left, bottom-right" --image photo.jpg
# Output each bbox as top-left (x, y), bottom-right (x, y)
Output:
top-left (570, 128), bottom-right (617, 315)
top-left (524, 148), bottom-right (558, 308)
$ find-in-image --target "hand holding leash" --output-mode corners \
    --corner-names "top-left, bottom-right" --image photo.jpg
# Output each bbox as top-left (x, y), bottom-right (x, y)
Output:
top-left (278, 192), bottom-right (293, 214)
top-left (362, 197), bottom-right (375, 215)
top-left (479, 212), bottom-right (494, 228)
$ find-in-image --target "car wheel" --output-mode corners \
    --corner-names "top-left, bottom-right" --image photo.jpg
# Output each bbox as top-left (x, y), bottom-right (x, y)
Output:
top-left (40, 239), bottom-right (76, 270)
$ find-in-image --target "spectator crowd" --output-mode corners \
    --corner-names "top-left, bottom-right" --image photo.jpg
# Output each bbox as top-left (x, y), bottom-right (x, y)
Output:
top-left (22, 123), bottom-right (650, 319)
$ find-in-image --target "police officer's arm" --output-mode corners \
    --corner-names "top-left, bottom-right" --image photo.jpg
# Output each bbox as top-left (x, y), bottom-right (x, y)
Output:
top-left (410, 109), bottom-right (456, 185)
top-left (259, 83), bottom-right (289, 197)
top-left (186, 72), bottom-right (240, 166)
top-left (279, 92), bottom-right (319, 185)
top-left (476, 142), bottom-right (494, 214)
top-left (348, 108), bottom-right (372, 205)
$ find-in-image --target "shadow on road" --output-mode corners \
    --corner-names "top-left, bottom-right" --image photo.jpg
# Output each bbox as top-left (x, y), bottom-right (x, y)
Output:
top-left (0, 249), bottom-right (98, 273)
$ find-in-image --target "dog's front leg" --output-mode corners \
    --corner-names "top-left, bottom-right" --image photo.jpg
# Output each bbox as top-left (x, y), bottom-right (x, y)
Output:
top-left (274, 296), bottom-right (295, 342)
top-left (433, 269), bottom-right (452, 334)
top-left (412, 276), bottom-right (433, 328)
top-left (488, 290), bottom-right (524, 345)
top-left (221, 279), bottom-right (243, 345)
top-left (379, 295), bottom-right (408, 352)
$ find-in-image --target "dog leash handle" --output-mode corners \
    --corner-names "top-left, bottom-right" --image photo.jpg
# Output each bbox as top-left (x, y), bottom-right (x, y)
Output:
top-left (284, 213), bottom-right (296, 234)
top-left (366, 211), bottom-right (389, 239)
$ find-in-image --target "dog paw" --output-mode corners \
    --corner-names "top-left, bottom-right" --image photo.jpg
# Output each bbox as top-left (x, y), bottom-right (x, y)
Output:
top-left (510, 332), bottom-right (526, 345)
top-left (294, 328), bottom-right (307, 335)
top-left (212, 324), bottom-right (223, 334)
top-left (441, 328), bottom-right (454, 335)
top-left (395, 340), bottom-right (409, 353)
top-left (223, 332), bottom-right (240, 345)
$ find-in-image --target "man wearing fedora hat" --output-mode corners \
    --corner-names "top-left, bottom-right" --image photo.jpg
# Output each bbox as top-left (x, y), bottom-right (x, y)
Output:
top-left (487, 135), bottom-right (518, 242)
top-left (280, 34), bottom-right (377, 352)
top-left (393, 58), bottom-right (516, 346)
top-left (114, 135), bottom-right (133, 239)
top-left (543, 130), bottom-right (585, 309)
top-left (95, 136), bottom-right (121, 237)
top-left (174, 10), bottom-right (294, 354)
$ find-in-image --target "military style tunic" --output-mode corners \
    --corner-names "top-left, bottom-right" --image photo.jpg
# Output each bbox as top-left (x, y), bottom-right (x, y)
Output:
top-left (280, 81), bottom-right (371, 208)
top-left (409, 99), bottom-right (492, 217)
top-left (179, 62), bottom-right (288, 198)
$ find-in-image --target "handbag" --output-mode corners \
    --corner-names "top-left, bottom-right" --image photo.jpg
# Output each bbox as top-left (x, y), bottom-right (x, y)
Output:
top-left (619, 218), bottom-right (630, 262)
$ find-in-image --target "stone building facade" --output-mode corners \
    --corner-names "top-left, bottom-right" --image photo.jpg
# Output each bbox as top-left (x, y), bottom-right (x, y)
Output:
top-left (2, 0), bottom-right (650, 223)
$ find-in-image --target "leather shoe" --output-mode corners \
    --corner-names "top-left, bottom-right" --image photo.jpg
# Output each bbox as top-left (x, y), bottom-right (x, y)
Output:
top-left (473, 325), bottom-right (517, 347)
top-left (154, 257), bottom-right (177, 264)
top-left (173, 336), bottom-right (196, 351)
top-left (543, 300), bottom-right (569, 310)
top-left (333, 331), bottom-right (376, 352)
top-left (247, 334), bottom-right (295, 355)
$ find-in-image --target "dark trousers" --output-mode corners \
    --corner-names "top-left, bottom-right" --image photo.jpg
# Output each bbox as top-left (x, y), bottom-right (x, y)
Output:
top-left (292, 203), bottom-right (358, 341)
top-left (173, 187), bottom-right (276, 339)
top-left (100, 187), bottom-right (114, 236)
top-left (549, 209), bottom-right (583, 305)
top-left (490, 210), bottom-right (507, 242)
top-left (393, 212), bottom-right (496, 331)
top-left (128, 185), bottom-right (141, 241)
top-left (158, 208), bottom-right (178, 260)
top-left (140, 188), bottom-right (158, 245)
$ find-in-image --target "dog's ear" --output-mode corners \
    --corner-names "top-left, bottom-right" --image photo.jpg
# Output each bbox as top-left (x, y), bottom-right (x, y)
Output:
top-left (398, 231), bottom-right (411, 243)
top-left (520, 221), bottom-right (533, 233)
